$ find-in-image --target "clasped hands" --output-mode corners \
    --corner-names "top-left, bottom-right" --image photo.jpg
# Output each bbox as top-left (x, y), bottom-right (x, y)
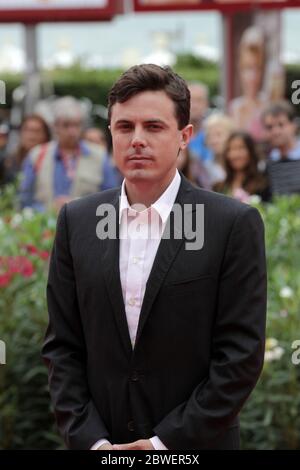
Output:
top-left (97, 439), bottom-right (154, 450)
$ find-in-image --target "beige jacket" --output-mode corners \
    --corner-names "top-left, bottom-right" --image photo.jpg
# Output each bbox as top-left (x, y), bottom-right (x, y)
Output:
top-left (29, 140), bottom-right (105, 211)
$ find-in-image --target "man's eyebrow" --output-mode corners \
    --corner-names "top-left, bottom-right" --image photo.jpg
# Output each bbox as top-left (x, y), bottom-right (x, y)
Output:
top-left (113, 118), bottom-right (168, 126)
top-left (144, 119), bottom-right (167, 125)
top-left (114, 119), bottom-right (132, 125)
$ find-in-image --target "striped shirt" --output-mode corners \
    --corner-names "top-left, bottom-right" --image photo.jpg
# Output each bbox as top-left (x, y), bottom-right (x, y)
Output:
top-left (267, 158), bottom-right (300, 195)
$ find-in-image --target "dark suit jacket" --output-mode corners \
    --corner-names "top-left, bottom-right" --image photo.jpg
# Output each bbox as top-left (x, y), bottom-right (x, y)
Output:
top-left (42, 174), bottom-right (267, 450)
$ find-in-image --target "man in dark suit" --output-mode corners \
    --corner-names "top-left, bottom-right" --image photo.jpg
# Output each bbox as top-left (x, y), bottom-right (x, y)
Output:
top-left (42, 64), bottom-right (267, 450)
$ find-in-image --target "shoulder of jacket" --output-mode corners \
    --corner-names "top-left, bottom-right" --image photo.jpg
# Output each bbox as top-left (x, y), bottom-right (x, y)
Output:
top-left (66, 187), bottom-right (120, 215)
top-left (193, 187), bottom-right (252, 221)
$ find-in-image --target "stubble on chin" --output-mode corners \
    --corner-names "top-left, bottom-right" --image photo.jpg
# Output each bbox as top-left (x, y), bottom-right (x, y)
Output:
top-left (124, 168), bottom-right (155, 183)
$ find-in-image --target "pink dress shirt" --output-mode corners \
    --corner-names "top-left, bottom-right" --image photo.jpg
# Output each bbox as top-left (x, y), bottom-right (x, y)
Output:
top-left (91, 170), bottom-right (181, 451)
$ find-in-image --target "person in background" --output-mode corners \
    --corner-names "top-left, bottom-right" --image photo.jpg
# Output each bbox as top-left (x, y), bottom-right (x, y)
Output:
top-left (177, 148), bottom-right (211, 190)
top-left (213, 131), bottom-right (270, 203)
top-left (19, 96), bottom-right (106, 212)
top-left (187, 82), bottom-right (213, 163)
top-left (262, 100), bottom-right (300, 196)
top-left (5, 114), bottom-right (51, 184)
top-left (228, 27), bottom-right (267, 142)
top-left (0, 122), bottom-right (10, 186)
top-left (83, 126), bottom-right (123, 190)
top-left (83, 127), bottom-right (107, 148)
top-left (203, 113), bottom-right (235, 186)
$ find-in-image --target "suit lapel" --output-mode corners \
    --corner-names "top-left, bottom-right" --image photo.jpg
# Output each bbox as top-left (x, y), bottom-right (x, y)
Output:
top-left (134, 175), bottom-right (196, 350)
top-left (101, 191), bottom-right (133, 361)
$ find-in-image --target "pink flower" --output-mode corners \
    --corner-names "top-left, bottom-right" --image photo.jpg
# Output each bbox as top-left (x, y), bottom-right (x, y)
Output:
top-left (0, 273), bottom-right (11, 287)
top-left (232, 188), bottom-right (251, 203)
top-left (17, 257), bottom-right (35, 278)
top-left (25, 244), bottom-right (39, 255)
top-left (7, 257), bottom-right (21, 274)
top-left (39, 251), bottom-right (50, 261)
top-left (0, 256), bottom-right (35, 279)
top-left (24, 245), bottom-right (50, 261)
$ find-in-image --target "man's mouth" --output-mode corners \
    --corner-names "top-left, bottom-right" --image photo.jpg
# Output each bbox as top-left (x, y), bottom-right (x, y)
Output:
top-left (127, 155), bottom-right (153, 161)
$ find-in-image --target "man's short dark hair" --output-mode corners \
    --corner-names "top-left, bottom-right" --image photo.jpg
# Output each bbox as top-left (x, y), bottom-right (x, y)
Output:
top-left (108, 64), bottom-right (190, 129)
top-left (262, 100), bottom-right (296, 124)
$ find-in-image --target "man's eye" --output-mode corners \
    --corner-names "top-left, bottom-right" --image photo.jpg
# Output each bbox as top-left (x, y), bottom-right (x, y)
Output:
top-left (147, 124), bottom-right (162, 130)
top-left (118, 125), bottom-right (132, 131)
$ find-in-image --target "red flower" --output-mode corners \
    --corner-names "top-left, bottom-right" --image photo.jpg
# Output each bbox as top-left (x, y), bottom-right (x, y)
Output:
top-left (7, 257), bottom-right (20, 274)
top-left (17, 257), bottom-right (35, 278)
top-left (39, 251), bottom-right (50, 261)
top-left (0, 273), bottom-right (11, 287)
top-left (0, 256), bottom-right (35, 280)
top-left (25, 244), bottom-right (39, 255)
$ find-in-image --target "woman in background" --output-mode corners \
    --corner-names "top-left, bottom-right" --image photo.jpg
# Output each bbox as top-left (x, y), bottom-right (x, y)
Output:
top-left (213, 131), bottom-right (270, 202)
top-left (5, 114), bottom-right (51, 183)
top-left (177, 148), bottom-right (211, 190)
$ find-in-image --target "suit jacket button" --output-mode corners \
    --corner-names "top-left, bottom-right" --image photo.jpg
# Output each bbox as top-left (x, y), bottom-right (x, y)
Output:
top-left (128, 421), bottom-right (135, 432)
top-left (131, 371), bottom-right (139, 382)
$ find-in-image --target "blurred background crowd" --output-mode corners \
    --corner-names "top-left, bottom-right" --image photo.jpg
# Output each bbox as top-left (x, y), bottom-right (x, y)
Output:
top-left (0, 4), bottom-right (300, 211)
top-left (0, 82), bottom-right (299, 211)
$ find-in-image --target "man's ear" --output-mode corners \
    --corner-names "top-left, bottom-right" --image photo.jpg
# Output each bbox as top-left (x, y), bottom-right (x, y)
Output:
top-left (180, 124), bottom-right (193, 150)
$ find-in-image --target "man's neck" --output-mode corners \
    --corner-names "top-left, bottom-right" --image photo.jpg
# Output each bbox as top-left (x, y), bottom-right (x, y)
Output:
top-left (125, 171), bottom-right (176, 208)
top-left (279, 138), bottom-right (297, 158)
top-left (59, 143), bottom-right (79, 155)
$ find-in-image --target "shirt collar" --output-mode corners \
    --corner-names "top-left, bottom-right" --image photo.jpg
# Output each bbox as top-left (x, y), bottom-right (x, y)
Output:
top-left (270, 140), bottom-right (300, 161)
top-left (119, 169), bottom-right (181, 224)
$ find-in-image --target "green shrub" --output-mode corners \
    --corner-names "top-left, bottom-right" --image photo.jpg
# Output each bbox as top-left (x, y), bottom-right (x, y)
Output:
top-left (0, 201), bottom-right (61, 449)
top-left (2, 62), bottom-right (300, 112)
top-left (240, 195), bottom-right (300, 449)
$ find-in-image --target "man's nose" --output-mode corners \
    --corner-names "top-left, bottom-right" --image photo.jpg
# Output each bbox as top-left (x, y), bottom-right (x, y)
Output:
top-left (131, 128), bottom-right (146, 148)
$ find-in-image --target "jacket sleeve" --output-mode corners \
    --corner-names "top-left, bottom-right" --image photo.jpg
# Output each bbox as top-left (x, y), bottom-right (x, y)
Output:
top-left (42, 204), bottom-right (110, 449)
top-left (154, 206), bottom-right (267, 449)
